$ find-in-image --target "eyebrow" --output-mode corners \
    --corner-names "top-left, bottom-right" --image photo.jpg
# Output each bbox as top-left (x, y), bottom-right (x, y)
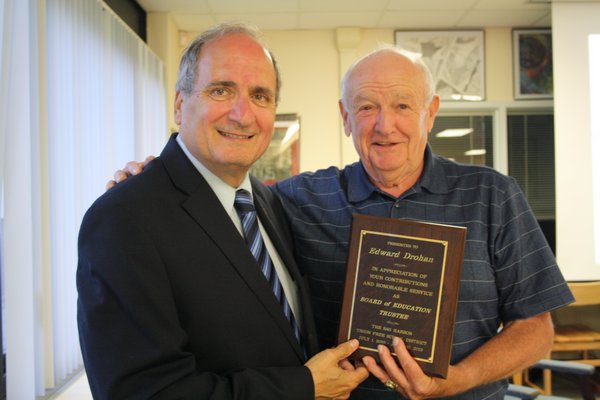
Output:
top-left (206, 81), bottom-right (275, 99)
top-left (206, 80), bottom-right (236, 89)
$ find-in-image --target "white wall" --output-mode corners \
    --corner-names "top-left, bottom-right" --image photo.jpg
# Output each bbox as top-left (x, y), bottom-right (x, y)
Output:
top-left (554, 2), bottom-right (600, 280)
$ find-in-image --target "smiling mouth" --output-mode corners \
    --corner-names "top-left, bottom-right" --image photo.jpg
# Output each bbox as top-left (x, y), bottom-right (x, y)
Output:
top-left (218, 130), bottom-right (254, 139)
top-left (374, 142), bottom-right (397, 147)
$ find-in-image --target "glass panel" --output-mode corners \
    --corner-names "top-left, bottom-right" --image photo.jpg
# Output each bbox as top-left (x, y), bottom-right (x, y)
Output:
top-left (507, 112), bottom-right (555, 251)
top-left (251, 113), bottom-right (300, 184)
top-left (429, 115), bottom-right (494, 167)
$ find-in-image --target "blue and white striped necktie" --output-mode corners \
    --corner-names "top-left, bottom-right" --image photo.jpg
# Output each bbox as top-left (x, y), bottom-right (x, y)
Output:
top-left (234, 189), bottom-right (302, 346)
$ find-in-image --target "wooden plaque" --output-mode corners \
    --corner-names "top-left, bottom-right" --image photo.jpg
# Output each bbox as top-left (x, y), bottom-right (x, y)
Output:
top-left (337, 214), bottom-right (466, 378)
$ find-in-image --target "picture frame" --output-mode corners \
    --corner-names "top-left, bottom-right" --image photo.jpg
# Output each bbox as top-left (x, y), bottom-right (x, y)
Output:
top-left (251, 113), bottom-right (300, 184)
top-left (394, 30), bottom-right (485, 101)
top-left (513, 28), bottom-right (553, 99)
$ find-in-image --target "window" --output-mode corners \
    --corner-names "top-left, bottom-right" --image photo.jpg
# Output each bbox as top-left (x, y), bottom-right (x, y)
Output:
top-left (429, 115), bottom-right (494, 167)
top-left (508, 111), bottom-right (555, 251)
top-left (507, 112), bottom-right (555, 219)
top-left (432, 107), bottom-right (556, 252)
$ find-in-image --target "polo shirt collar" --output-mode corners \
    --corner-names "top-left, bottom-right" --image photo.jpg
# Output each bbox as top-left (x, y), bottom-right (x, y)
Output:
top-left (347, 144), bottom-right (449, 203)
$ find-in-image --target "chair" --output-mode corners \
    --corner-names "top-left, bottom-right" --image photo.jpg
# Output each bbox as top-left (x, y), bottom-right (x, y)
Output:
top-left (552, 281), bottom-right (600, 366)
top-left (507, 359), bottom-right (596, 399)
top-left (543, 281), bottom-right (600, 396)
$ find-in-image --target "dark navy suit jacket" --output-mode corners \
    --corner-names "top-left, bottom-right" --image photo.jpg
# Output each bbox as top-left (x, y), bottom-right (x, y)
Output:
top-left (77, 134), bottom-right (319, 399)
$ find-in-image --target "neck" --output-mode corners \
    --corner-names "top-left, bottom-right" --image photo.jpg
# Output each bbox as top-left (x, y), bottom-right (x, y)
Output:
top-left (368, 165), bottom-right (423, 198)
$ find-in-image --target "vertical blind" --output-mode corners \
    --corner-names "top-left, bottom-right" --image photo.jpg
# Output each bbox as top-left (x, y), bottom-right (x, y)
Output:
top-left (45, 0), bottom-right (167, 390)
top-left (1, 0), bottom-right (167, 396)
top-left (507, 113), bottom-right (555, 220)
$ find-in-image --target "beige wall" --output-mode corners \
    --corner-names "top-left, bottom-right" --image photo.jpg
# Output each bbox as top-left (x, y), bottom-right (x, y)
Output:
top-left (264, 30), bottom-right (341, 172)
top-left (147, 13), bottom-right (182, 134)
top-left (146, 23), bottom-right (515, 172)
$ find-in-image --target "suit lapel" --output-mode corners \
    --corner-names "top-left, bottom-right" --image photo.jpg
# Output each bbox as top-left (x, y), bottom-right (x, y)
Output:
top-left (160, 135), bottom-right (305, 360)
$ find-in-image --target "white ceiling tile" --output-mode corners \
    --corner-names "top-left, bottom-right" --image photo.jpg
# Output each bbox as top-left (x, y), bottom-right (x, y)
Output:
top-left (532, 12), bottom-right (552, 27)
top-left (473, 0), bottom-right (550, 10)
top-left (172, 14), bottom-right (218, 31)
top-left (214, 13), bottom-right (300, 30)
top-left (208, 0), bottom-right (298, 14)
top-left (386, 0), bottom-right (479, 11)
top-left (138, 0), bottom-right (566, 31)
top-left (299, 0), bottom-right (389, 12)
top-left (299, 12), bottom-right (381, 29)
top-left (137, 0), bottom-right (211, 13)
top-left (378, 11), bottom-right (465, 29)
top-left (457, 10), bottom-right (550, 27)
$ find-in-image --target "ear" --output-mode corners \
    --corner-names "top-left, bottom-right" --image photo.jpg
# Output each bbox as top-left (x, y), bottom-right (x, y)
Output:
top-left (174, 91), bottom-right (184, 126)
top-left (338, 99), bottom-right (352, 137)
top-left (425, 95), bottom-right (440, 133)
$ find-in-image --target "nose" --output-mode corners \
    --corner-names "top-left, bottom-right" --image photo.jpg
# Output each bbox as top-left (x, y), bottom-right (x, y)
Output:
top-left (374, 108), bottom-right (395, 135)
top-left (228, 95), bottom-right (254, 126)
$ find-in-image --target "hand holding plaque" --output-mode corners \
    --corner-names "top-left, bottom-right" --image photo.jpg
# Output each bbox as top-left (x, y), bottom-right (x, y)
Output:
top-left (337, 214), bottom-right (466, 378)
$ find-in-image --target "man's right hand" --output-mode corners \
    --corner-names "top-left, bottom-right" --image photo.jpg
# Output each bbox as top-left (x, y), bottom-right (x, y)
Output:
top-left (305, 339), bottom-right (368, 400)
top-left (105, 155), bottom-right (155, 190)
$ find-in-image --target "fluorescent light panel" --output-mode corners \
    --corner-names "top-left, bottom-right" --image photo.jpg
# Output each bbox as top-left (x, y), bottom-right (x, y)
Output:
top-left (464, 149), bottom-right (486, 156)
top-left (436, 128), bottom-right (473, 138)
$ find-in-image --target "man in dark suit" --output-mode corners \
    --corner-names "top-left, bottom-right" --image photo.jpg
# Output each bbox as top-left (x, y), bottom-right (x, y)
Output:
top-left (77, 23), bottom-right (368, 400)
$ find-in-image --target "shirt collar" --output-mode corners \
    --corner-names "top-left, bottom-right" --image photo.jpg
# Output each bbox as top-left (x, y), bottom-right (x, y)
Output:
top-left (347, 144), bottom-right (449, 203)
top-left (176, 134), bottom-right (253, 214)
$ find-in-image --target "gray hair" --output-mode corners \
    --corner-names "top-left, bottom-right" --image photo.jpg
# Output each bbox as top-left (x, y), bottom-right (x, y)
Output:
top-left (340, 44), bottom-right (436, 110)
top-left (175, 22), bottom-right (282, 103)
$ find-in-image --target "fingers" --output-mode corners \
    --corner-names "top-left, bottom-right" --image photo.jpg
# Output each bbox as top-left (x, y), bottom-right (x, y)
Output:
top-left (334, 340), bottom-right (369, 379)
top-left (362, 356), bottom-right (390, 382)
top-left (105, 180), bottom-right (116, 191)
top-left (378, 343), bottom-right (406, 384)
top-left (124, 161), bottom-right (144, 176)
top-left (143, 155), bottom-right (156, 166)
top-left (333, 339), bottom-right (360, 361)
top-left (339, 359), bottom-right (355, 371)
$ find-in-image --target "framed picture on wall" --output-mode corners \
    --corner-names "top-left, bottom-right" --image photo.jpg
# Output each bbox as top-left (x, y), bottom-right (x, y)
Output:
top-left (250, 113), bottom-right (300, 184)
top-left (513, 28), bottom-right (553, 99)
top-left (394, 30), bottom-right (485, 101)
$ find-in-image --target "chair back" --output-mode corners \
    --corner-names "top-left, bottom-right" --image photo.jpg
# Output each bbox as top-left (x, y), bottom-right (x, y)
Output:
top-left (568, 281), bottom-right (600, 307)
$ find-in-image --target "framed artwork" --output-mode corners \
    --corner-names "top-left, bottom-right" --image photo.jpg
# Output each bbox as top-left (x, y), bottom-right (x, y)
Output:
top-left (513, 29), bottom-right (553, 99)
top-left (251, 113), bottom-right (300, 184)
top-left (394, 30), bottom-right (485, 101)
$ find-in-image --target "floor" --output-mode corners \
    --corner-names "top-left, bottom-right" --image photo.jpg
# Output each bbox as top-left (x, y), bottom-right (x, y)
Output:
top-left (49, 372), bottom-right (92, 400)
top-left (51, 370), bottom-right (595, 400)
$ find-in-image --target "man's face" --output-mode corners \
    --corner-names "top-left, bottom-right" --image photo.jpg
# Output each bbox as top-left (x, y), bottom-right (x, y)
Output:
top-left (175, 33), bottom-right (277, 186)
top-left (340, 52), bottom-right (439, 187)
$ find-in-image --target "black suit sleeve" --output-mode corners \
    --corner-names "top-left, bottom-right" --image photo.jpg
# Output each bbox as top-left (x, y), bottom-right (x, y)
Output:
top-left (77, 199), bottom-right (314, 400)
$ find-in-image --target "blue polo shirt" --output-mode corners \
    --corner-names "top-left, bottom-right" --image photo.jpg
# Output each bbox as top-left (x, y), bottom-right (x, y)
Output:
top-left (272, 145), bottom-right (573, 400)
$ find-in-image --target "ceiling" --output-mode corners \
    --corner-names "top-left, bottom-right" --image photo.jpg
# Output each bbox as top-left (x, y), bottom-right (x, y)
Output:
top-left (134, 0), bottom-right (565, 32)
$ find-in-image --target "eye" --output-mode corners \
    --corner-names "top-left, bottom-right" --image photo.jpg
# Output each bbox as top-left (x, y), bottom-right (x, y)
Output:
top-left (356, 103), bottom-right (375, 113)
top-left (207, 87), bottom-right (232, 100)
top-left (251, 92), bottom-right (274, 107)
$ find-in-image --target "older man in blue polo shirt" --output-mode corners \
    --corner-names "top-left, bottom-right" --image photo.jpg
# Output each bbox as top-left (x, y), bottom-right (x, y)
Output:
top-left (271, 47), bottom-right (572, 399)
top-left (109, 46), bottom-right (573, 399)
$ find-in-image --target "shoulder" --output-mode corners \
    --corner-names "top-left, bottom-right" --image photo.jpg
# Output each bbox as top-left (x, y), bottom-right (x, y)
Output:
top-left (435, 155), bottom-right (520, 195)
top-left (81, 157), bottom-right (174, 228)
top-left (271, 164), bottom-right (353, 196)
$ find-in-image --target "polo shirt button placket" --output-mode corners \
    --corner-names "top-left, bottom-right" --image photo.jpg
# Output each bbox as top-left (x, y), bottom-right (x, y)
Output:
top-left (391, 200), bottom-right (403, 218)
